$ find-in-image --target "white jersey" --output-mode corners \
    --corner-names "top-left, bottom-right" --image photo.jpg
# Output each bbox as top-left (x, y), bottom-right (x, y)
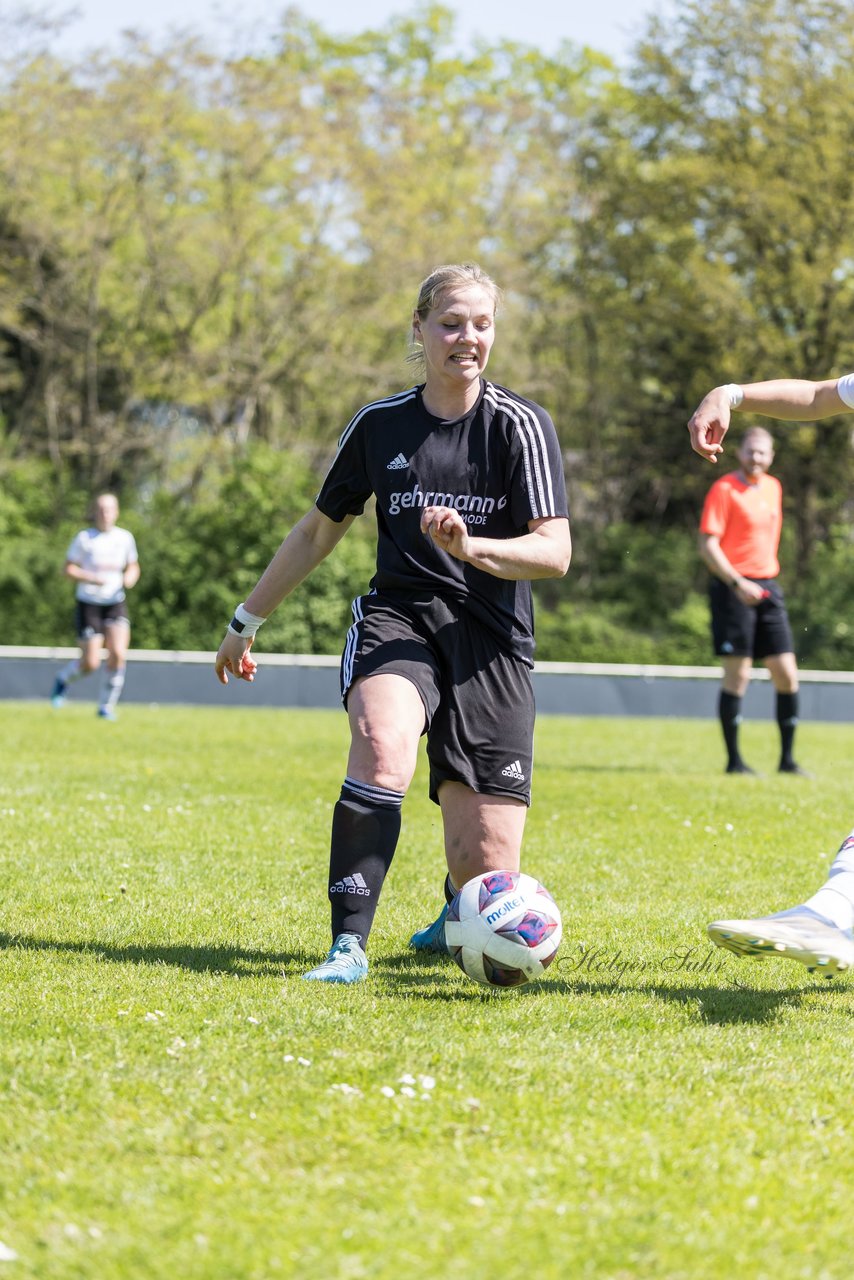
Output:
top-left (66, 526), bottom-right (138, 605)
top-left (837, 372), bottom-right (854, 408)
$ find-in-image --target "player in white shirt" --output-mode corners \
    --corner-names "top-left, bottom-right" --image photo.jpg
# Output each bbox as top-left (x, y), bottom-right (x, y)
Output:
top-left (688, 372), bottom-right (854, 975)
top-left (50, 493), bottom-right (140, 720)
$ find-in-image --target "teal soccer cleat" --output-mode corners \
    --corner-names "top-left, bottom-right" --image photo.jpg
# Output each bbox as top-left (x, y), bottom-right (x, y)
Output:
top-left (409, 903), bottom-right (449, 955)
top-left (302, 933), bottom-right (368, 984)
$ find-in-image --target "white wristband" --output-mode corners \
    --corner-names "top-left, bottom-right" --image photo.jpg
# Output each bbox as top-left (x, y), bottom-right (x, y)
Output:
top-left (227, 602), bottom-right (267, 638)
top-left (722, 383), bottom-right (744, 408)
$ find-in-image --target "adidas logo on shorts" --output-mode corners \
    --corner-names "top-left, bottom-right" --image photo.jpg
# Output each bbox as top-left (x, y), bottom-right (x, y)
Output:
top-left (501, 760), bottom-right (525, 781)
top-left (386, 453), bottom-right (409, 470)
top-left (330, 873), bottom-right (370, 896)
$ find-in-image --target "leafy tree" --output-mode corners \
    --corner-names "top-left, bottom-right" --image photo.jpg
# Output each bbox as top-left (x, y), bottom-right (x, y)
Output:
top-left (542, 0), bottom-right (854, 545)
top-left (1, 1), bottom-right (852, 667)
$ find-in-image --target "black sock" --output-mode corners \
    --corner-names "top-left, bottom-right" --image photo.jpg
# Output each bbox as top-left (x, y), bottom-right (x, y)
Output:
top-left (443, 873), bottom-right (458, 906)
top-left (327, 777), bottom-right (404, 948)
top-left (719, 690), bottom-right (744, 767)
top-left (776, 691), bottom-right (799, 767)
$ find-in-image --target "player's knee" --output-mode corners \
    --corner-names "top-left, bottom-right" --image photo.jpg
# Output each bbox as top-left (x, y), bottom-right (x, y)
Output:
top-left (355, 733), bottom-right (415, 792)
top-left (373, 755), bottom-right (414, 794)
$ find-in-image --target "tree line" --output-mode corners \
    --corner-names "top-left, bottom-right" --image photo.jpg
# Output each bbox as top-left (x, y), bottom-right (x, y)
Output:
top-left (2, 0), bottom-right (853, 666)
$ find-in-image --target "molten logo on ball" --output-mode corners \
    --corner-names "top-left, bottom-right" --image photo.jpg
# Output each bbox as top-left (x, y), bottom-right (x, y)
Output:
top-left (445, 870), bottom-right (563, 988)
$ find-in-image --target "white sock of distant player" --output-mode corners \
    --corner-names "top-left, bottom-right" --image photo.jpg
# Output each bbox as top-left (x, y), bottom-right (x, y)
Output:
top-left (802, 828), bottom-right (854, 931)
top-left (99, 666), bottom-right (126, 711)
top-left (57, 657), bottom-right (87, 685)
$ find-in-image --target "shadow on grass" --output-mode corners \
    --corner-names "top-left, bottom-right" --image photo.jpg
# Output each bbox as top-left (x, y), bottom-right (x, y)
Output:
top-left (380, 951), bottom-right (828, 1021)
top-left (376, 957), bottom-right (519, 1002)
top-left (0, 930), bottom-right (306, 977)
top-left (550, 977), bottom-right (815, 1024)
top-left (3, 933), bottom-right (838, 1020)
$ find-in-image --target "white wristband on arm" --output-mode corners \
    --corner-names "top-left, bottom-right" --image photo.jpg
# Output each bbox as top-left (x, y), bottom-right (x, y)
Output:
top-left (227, 602), bottom-right (267, 638)
top-left (722, 383), bottom-right (744, 408)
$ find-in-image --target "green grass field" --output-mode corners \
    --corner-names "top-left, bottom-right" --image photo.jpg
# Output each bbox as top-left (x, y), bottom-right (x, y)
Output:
top-left (1, 702), bottom-right (852, 1279)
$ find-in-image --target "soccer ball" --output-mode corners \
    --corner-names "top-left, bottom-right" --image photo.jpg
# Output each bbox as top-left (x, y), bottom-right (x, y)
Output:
top-left (445, 870), bottom-right (562, 988)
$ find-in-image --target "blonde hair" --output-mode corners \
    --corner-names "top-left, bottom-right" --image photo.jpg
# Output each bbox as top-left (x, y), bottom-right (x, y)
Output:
top-left (407, 263), bottom-right (501, 367)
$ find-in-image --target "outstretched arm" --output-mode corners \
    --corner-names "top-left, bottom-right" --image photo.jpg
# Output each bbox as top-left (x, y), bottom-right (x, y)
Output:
top-left (688, 376), bottom-right (853, 463)
top-left (215, 507), bottom-right (354, 685)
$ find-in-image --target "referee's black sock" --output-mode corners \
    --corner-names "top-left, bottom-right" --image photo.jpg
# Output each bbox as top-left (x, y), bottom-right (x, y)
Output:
top-left (776, 691), bottom-right (799, 769)
top-left (327, 776), bottom-right (404, 949)
top-left (719, 690), bottom-right (745, 769)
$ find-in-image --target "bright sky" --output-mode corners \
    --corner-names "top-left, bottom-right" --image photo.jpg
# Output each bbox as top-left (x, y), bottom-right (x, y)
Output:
top-left (48, 0), bottom-right (677, 63)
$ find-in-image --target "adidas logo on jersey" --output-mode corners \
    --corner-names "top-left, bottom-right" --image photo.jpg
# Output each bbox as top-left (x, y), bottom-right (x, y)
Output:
top-left (386, 453), bottom-right (409, 470)
top-left (501, 760), bottom-right (525, 781)
top-left (329, 873), bottom-right (370, 896)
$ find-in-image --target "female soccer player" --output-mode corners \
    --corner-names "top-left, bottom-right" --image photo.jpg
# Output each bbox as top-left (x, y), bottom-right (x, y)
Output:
top-left (215, 264), bottom-right (571, 983)
top-left (50, 493), bottom-right (140, 720)
top-left (688, 372), bottom-right (854, 975)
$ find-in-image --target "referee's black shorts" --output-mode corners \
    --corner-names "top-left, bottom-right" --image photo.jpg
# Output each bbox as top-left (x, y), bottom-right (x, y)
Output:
top-left (341, 591), bottom-right (535, 806)
top-left (709, 576), bottom-right (794, 659)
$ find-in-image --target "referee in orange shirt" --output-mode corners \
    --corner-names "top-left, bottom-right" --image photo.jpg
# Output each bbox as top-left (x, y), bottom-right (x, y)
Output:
top-left (698, 426), bottom-right (804, 775)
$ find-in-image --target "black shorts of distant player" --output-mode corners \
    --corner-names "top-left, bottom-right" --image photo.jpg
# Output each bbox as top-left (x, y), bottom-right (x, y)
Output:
top-left (708, 577), bottom-right (794, 658)
top-left (75, 599), bottom-right (130, 642)
top-left (342, 591), bottom-right (534, 805)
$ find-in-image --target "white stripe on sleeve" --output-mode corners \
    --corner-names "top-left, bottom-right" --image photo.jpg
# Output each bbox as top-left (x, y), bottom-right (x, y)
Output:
top-left (485, 385), bottom-right (558, 519)
top-left (836, 372), bottom-right (854, 408)
top-left (331, 388), bottom-right (418, 456)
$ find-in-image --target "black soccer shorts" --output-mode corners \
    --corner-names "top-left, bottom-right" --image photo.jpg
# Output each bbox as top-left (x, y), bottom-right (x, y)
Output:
top-left (709, 577), bottom-right (795, 659)
top-left (341, 591), bottom-right (535, 805)
top-left (75, 599), bottom-right (130, 641)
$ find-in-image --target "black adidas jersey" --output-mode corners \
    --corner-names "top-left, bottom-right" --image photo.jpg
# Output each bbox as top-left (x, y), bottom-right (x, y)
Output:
top-left (316, 379), bottom-right (569, 663)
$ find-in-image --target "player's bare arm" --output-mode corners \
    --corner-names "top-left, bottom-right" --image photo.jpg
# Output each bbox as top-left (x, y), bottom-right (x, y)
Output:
top-left (733, 378), bottom-right (850, 420)
top-left (421, 506), bottom-right (571, 580)
top-left (215, 508), bottom-right (354, 685)
top-left (689, 377), bottom-right (852, 463)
